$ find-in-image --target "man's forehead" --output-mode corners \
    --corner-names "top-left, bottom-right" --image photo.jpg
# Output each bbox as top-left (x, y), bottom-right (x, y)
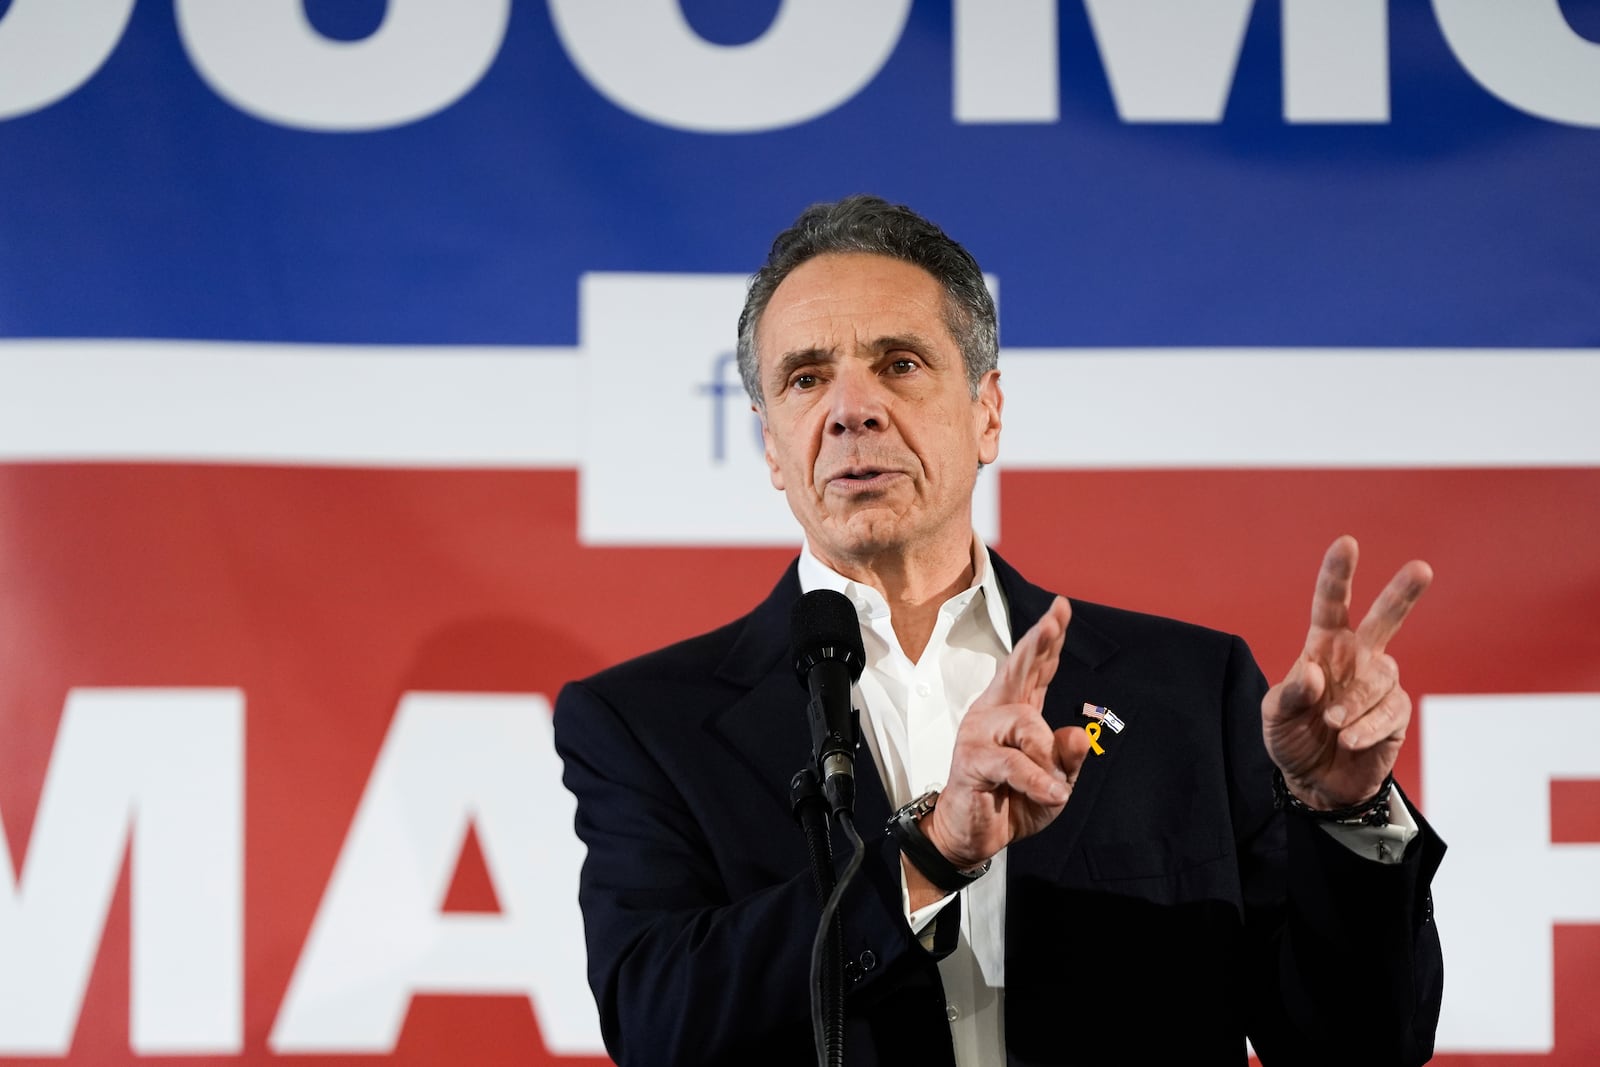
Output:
top-left (756, 252), bottom-right (952, 355)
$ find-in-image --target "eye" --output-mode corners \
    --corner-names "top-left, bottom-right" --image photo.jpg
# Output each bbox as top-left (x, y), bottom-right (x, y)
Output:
top-left (888, 358), bottom-right (918, 376)
top-left (791, 373), bottom-right (819, 390)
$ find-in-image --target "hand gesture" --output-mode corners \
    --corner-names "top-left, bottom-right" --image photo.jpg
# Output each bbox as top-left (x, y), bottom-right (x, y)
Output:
top-left (923, 596), bottom-right (1091, 870)
top-left (1263, 536), bottom-right (1433, 810)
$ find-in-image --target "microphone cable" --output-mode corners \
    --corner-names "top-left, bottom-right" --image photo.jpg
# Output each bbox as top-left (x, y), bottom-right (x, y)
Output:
top-left (810, 809), bottom-right (864, 1067)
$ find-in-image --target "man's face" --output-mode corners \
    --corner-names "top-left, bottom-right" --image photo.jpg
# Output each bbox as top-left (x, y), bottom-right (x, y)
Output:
top-left (755, 253), bottom-right (1002, 570)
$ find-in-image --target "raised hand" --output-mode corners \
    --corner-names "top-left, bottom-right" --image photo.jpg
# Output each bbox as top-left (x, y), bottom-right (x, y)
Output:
top-left (1263, 536), bottom-right (1433, 810)
top-left (922, 596), bottom-right (1091, 873)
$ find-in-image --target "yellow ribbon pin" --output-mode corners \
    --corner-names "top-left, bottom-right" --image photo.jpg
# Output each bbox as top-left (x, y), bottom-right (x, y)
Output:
top-left (1084, 721), bottom-right (1105, 756)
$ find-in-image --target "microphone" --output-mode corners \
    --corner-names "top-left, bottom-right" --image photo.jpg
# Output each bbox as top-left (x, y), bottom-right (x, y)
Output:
top-left (790, 590), bottom-right (867, 814)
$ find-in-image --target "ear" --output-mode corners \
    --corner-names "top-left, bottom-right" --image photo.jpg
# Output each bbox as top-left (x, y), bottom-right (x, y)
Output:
top-left (758, 407), bottom-right (785, 490)
top-left (974, 369), bottom-right (1003, 466)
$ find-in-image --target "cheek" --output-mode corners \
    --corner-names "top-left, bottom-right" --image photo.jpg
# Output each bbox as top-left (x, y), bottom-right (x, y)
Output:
top-left (764, 420), bottom-right (823, 489)
top-left (760, 416), bottom-right (787, 478)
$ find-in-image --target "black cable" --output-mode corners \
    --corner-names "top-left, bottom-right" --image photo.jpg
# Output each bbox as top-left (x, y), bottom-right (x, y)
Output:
top-left (810, 809), bottom-right (864, 1067)
top-left (792, 770), bottom-right (839, 1066)
top-left (798, 791), bottom-right (837, 904)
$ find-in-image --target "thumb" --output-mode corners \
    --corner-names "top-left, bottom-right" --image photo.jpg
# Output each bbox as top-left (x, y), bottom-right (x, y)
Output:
top-left (1274, 657), bottom-right (1326, 717)
top-left (1053, 725), bottom-right (1091, 789)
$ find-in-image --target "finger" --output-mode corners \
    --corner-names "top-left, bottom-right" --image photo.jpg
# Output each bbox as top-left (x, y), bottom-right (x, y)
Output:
top-left (996, 709), bottom-right (1061, 776)
top-left (1339, 685), bottom-right (1412, 752)
top-left (979, 650), bottom-right (1026, 709)
top-left (1272, 656), bottom-right (1326, 717)
top-left (1324, 652), bottom-right (1399, 730)
top-left (982, 619), bottom-right (1044, 703)
top-left (955, 702), bottom-right (1062, 781)
top-left (983, 597), bottom-right (1072, 706)
top-left (1012, 597), bottom-right (1069, 687)
top-left (1354, 559), bottom-right (1433, 655)
top-left (1053, 725), bottom-right (1091, 787)
top-left (1307, 535), bottom-right (1358, 639)
top-left (968, 745), bottom-right (1070, 805)
top-left (1045, 595), bottom-right (1073, 634)
top-left (1022, 598), bottom-right (1072, 701)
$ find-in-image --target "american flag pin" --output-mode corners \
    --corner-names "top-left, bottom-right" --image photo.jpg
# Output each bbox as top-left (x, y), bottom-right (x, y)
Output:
top-left (1081, 703), bottom-right (1125, 734)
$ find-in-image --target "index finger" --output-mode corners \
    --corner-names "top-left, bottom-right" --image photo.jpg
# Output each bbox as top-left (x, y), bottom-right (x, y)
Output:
top-left (1307, 535), bottom-right (1358, 638)
top-left (985, 596), bottom-right (1071, 706)
top-left (1355, 558), bottom-right (1433, 654)
top-left (1021, 597), bottom-right (1072, 701)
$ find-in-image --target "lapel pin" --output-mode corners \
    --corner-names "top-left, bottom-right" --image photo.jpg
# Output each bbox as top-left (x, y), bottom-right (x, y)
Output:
top-left (1081, 703), bottom-right (1125, 734)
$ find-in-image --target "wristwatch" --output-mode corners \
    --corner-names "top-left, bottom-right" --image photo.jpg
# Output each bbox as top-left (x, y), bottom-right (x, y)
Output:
top-left (1272, 768), bottom-right (1394, 827)
top-left (886, 789), bottom-right (991, 893)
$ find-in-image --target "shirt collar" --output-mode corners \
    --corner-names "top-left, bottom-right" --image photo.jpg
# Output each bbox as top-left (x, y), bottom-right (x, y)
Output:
top-left (796, 536), bottom-right (1014, 653)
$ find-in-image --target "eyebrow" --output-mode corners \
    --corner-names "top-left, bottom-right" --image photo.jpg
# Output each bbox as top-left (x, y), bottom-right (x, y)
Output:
top-left (768, 333), bottom-right (947, 391)
top-left (874, 333), bottom-right (943, 362)
top-left (770, 346), bottom-right (835, 392)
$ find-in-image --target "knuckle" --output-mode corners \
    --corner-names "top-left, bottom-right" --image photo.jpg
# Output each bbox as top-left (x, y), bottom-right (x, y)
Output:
top-left (1367, 690), bottom-right (1412, 739)
top-left (1390, 687), bottom-right (1414, 721)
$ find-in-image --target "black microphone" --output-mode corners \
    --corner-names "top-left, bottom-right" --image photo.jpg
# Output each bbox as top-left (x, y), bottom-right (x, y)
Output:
top-left (790, 590), bottom-right (866, 815)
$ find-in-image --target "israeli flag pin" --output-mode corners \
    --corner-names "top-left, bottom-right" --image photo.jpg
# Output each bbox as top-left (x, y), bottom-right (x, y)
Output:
top-left (1081, 703), bottom-right (1125, 734)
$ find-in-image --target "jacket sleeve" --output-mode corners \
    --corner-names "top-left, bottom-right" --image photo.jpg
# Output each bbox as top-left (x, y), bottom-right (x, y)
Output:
top-left (1223, 635), bottom-right (1446, 1067)
top-left (552, 678), bottom-right (957, 1067)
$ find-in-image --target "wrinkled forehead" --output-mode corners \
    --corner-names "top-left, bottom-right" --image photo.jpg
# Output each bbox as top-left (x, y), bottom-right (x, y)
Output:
top-left (754, 252), bottom-right (957, 367)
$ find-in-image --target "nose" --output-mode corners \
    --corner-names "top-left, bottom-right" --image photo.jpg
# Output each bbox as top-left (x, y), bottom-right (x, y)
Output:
top-left (827, 362), bottom-right (887, 435)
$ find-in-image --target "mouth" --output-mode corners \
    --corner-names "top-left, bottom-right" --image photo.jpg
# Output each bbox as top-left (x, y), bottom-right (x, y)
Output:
top-left (826, 466), bottom-right (901, 490)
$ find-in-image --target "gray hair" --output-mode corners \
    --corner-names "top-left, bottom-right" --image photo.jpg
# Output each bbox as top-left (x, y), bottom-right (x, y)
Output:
top-left (735, 195), bottom-right (998, 407)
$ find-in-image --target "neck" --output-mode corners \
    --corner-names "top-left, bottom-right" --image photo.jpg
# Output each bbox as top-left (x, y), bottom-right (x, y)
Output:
top-left (814, 532), bottom-right (976, 663)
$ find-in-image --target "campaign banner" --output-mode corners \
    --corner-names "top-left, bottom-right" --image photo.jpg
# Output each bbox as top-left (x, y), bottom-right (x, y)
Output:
top-left (2, 3), bottom-right (1598, 1064)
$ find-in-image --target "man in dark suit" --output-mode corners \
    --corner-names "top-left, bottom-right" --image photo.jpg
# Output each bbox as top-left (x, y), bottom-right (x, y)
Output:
top-left (554, 196), bottom-right (1443, 1066)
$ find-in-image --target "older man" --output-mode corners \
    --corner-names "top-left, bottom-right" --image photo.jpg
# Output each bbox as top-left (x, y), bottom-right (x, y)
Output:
top-left (554, 196), bottom-right (1443, 1067)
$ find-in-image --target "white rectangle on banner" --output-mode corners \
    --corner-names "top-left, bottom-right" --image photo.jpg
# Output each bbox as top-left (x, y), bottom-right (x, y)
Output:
top-left (999, 348), bottom-right (1600, 468)
top-left (574, 273), bottom-right (1002, 546)
top-left (2, 289), bottom-right (1598, 496)
top-left (0, 340), bottom-right (581, 468)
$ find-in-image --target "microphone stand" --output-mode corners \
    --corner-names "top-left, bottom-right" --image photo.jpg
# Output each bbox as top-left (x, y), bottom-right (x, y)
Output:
top-left (790, 768), bottom-right (846, 1067)
top-left (788, 591), bottom-right (867, 1067)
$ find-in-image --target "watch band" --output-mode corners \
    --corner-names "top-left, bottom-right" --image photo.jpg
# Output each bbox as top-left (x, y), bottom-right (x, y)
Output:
top-left (1272, 768), bottom-right (1394, 828)
top-left (886, 790), bottom-right (990, 892)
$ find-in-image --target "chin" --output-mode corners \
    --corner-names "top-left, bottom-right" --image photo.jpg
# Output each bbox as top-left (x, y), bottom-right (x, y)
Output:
top-left (825, 515), bottom-right (912, 558)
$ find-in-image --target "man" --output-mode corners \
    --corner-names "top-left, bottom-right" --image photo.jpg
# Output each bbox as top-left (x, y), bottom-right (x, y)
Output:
top-left (554, 196), bottom-right (1444, 1066)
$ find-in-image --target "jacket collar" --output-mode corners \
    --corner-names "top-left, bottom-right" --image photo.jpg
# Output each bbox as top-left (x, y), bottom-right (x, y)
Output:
top-left (987, 549), bottom-right (1118, 672)
top-left (702, 552), bottom-right (1124, 850)
top-left (712, 549), bottom-right (1119, 684)
top-left (714, 560), bottom-right (801, 689)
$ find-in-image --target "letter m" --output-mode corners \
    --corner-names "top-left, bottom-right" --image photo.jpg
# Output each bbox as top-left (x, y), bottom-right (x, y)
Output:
top-left (0, 689), bottom-right (242, 1054)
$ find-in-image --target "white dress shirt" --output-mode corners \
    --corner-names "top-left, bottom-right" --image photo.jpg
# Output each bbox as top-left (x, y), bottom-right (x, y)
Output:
top-left (796, 537), bottom-right (1419, 1067)
top-left (800, 537), bottom-right (1013, 1067)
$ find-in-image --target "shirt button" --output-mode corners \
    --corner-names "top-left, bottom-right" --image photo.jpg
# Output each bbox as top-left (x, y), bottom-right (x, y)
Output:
top-left (916, 683), bottom-right (931, 697)
top-left (946, 1002), bottom-right (961, 1022)
top-left (859, 949), bottom-right (877, 972)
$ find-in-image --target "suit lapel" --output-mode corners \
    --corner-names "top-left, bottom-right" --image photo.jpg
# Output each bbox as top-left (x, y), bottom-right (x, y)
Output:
top-left (702, 552), bottom-right (1123, 877)
top-left (702, 563), bottom-right (893, 835)
top-left (990, 552), bottom-right (1129, 883)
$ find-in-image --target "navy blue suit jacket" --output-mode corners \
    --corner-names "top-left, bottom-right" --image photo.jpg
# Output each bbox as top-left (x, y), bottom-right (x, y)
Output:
top-left (553, 554), bottom-right (1444, 1066)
